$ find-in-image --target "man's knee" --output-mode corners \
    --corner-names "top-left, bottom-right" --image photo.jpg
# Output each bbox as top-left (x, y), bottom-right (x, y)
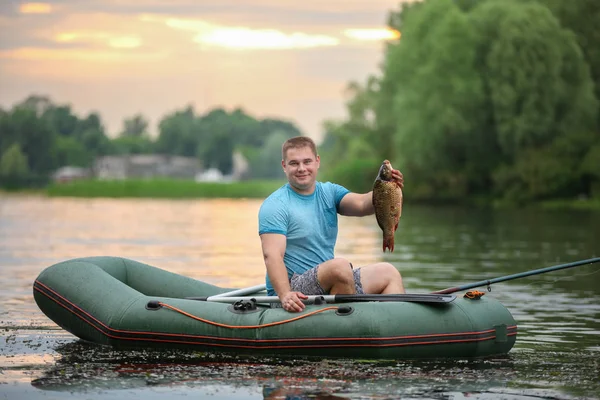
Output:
top-left (381, 262), bottom-right (402, 279)
top-left (319, 258), bottom-right (354, 283)
top-left (366, 262), bottom-right (402, 283)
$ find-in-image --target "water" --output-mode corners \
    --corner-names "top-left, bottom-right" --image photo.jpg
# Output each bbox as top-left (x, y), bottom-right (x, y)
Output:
top-left (1, 195), bottom-right (599, 399)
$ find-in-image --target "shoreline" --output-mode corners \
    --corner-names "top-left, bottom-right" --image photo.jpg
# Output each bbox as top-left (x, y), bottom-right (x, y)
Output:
top-left (2, 184), bottom-right (599, 211)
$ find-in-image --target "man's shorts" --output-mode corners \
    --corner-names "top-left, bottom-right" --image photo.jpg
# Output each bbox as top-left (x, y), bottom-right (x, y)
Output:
top-left (290, 263), bottom-right (364, 295)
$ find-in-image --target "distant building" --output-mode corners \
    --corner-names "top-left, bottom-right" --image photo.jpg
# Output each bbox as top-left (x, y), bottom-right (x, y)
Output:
top-left (194, 151), bottom-right (250, 183)
top-left (52, 166), bottom-right (91, 183)
top-left (94, 155), bottom-right (201, 180)
top-left (195, 168), bottom-right (227, 182)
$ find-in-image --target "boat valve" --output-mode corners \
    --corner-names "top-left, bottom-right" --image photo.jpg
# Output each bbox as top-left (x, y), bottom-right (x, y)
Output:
top-left (335, 306), bottom-right (354, 316)
top-left (233, 299), bottom-right (257, 312)
top-left (146, 300), bottom-right (163, 310)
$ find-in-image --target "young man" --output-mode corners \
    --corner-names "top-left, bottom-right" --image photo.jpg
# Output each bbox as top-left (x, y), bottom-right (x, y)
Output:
top-left (258, 136), bottom-right (405, 312)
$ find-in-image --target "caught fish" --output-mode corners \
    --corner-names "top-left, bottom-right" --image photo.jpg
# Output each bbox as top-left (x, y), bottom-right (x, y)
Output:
top-left (372, 160), bottom-right (403, 252)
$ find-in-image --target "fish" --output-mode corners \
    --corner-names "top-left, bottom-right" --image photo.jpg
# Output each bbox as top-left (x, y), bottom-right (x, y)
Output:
top-left (372, 160), bottom-right (403, 252)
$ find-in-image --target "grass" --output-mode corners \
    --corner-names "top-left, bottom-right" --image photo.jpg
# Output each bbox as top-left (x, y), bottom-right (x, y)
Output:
top-left (9, 179), bottom-right (600, 210)
top-left (538, 198), bottom-right (600, 211)
top-left (46, 179), bottom-right (286, 199)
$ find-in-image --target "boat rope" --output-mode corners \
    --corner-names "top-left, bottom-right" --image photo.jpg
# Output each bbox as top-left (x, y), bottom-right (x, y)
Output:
top-left (158, 302), bottom-right (339, 329)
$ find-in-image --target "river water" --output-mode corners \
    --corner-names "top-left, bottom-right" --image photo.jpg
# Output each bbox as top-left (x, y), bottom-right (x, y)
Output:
top-left (0, 195), bottom-right (599, 399)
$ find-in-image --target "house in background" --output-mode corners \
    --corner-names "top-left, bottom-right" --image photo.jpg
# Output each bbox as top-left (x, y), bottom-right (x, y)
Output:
top-left (194, 151), bottom-right (250, 182)
top-left (52, 166), bottom-right (91, 183)
top-left (94, 155), bottom-right (202, 180)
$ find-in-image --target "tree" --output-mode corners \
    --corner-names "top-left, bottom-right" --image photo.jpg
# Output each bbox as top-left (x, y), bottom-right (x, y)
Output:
top-left (7, 106), bottom-right (58, 174)
top-left (42, 105), bottom-right (79, 137)
top-left (111, 136), bottom-right (154, 155)
top-left (0, 143), bottom-right (29, 180)
top-left (121, 114), bottom-right (149, 138)
top-left (470, 0), bottom-right (598, 199)
top-left (53, 136), bottom-right (91, 167)
top-left (537, 0), bottom-right (600, 122)
top-left (378, 0), bottom-right (486, 197)
top-left (244, 131), bottom-right (289, 179)
top-left (156, 106), bottom-right (201, 157)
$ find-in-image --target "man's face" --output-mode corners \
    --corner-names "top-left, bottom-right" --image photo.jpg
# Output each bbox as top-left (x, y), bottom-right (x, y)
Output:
top-left (282, 146), bottom-right (320, 194)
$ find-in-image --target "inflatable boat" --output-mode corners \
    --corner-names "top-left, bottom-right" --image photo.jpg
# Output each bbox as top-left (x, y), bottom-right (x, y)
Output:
top-left (33, 256), bottom-right (517, 359)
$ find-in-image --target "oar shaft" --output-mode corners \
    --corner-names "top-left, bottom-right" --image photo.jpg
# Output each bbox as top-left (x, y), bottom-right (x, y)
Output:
top-left (211, 284), bottom-right (267, 298)
top-left (197, 293), bottom-right (455, 304)
top-left (434, 257), bottom-right (600, 294)
top-left (207, 295), bottom-right (325, 304)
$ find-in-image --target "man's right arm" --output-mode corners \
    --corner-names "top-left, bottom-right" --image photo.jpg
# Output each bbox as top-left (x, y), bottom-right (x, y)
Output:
top-left (260, 233), bottom-right (306, 312)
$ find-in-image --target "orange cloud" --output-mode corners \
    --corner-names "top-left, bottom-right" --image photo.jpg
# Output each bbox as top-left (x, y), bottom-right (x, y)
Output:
top-left (19, 2), bottom-right (52, 14)
top-left (344, 28), bottom-right (400, 41)
top-left (54, 31), bottom-right (143, 49)
top-left (142, 15), bottom-right (339, 50)
top-left (197, 28), bottom-right (338, 50)
top-left (0, 47), bottom-right (160, 62)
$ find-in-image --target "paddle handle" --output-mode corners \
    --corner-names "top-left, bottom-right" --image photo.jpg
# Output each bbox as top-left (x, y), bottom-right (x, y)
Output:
top-left (210, 284), bottom-right (267, 298)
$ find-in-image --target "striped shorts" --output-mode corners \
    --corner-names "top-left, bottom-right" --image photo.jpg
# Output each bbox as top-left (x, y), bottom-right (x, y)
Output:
top-left (290, 263), bottom-right (364, 295)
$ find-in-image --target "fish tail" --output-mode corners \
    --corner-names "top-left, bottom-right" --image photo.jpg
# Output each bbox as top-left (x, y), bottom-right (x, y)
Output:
top-left (383, 235), bottom-right (395, 252)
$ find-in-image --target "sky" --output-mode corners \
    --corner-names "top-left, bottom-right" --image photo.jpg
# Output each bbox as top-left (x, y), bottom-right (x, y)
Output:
top-left (0, 0), bottom-right (407, 141)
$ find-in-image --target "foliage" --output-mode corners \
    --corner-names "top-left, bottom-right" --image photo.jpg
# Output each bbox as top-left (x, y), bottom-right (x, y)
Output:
top-left (0, 143), bottom-right (29, 187)
top-left (111, 136), bottom-right (155, 155)
top-left (0, 96), bottom-right (304, 188)
top-left (537, 0), bottom-right (600, 123)
top-left (3, 0), bottom-right (600, 204)
top-left (321, 157), bottom-right (381, 194)
top-left (242, 131), bottom-right (289, 180)
top-left (54, 136), bottom-right (91, 167)
top-left (120, 114), bottom-right (149, 138)
top-left (320, 0), bottom-right (600, 203)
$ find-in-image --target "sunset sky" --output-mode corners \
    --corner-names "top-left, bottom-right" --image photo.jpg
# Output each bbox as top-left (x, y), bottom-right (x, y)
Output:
top-left (0, 1), bottom-right (405, 141)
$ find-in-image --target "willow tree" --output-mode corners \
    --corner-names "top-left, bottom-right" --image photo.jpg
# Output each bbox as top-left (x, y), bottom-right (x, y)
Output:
top-left (470, 0), bottom-right (598, 200)
top-left (377, 0), bottom-right (486, 198)
top-left (537, 0), bottom-right (600, 122)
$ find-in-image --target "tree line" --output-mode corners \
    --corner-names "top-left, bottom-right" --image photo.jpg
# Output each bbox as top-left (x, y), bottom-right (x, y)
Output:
top-left (0, 96), bottom-right (301, 187)
top-left (2, 0), bottom-right (599, 205)
top-left (319, 0), bottom-right (600, 204)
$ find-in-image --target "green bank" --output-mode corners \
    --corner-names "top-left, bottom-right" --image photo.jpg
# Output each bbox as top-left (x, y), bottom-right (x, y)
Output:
top-left (46, 179), bottom-right (286, 199)
top-left (41, 179), bottom-right (600, 210)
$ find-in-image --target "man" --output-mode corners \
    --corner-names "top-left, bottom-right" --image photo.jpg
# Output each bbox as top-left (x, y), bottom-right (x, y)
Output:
top-left (258, 136), bottom-right (405, 313)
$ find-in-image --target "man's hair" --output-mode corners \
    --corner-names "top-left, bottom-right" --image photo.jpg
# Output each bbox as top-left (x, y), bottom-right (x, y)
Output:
top-left (282, 136), bottom-right (317, 161)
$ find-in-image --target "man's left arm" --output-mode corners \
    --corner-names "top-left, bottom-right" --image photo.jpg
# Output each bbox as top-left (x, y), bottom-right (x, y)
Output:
top-left (338, 168), bottom-right (404, 217)
top-left (339, 192), bottom-right (374, 217)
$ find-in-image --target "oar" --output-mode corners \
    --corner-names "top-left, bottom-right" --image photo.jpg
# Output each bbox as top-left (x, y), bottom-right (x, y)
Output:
top-left (210, 284), bottom-right (266, 298)
top-left (187, 293), bottom-right (456, 304)
top-left (433, 257), bottom-right (600, 294)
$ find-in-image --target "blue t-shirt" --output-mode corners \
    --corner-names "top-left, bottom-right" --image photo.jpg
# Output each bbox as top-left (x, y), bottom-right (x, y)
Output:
top-left (258, 182), bottom-right (350, 295)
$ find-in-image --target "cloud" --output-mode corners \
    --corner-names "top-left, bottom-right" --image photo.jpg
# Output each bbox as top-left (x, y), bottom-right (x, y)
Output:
top-left (344, 28), bottom-right (400, 41)
top-left (0, 0), bottom-right (407, 139)
top-left (55, 31), bottom-right (142, 49)
top-left (0, 47), bottom-right (161, 62)
top-left (143, 15), bottom-right (339, 50)
top-left (19, 2), bottom-right (53, 14)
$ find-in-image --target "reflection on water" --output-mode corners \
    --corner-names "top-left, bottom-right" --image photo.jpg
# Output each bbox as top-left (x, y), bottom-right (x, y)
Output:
top-left (24, 339), bottom-right (598, 400)
top-left (1, 195), bottom-right (599, 399)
